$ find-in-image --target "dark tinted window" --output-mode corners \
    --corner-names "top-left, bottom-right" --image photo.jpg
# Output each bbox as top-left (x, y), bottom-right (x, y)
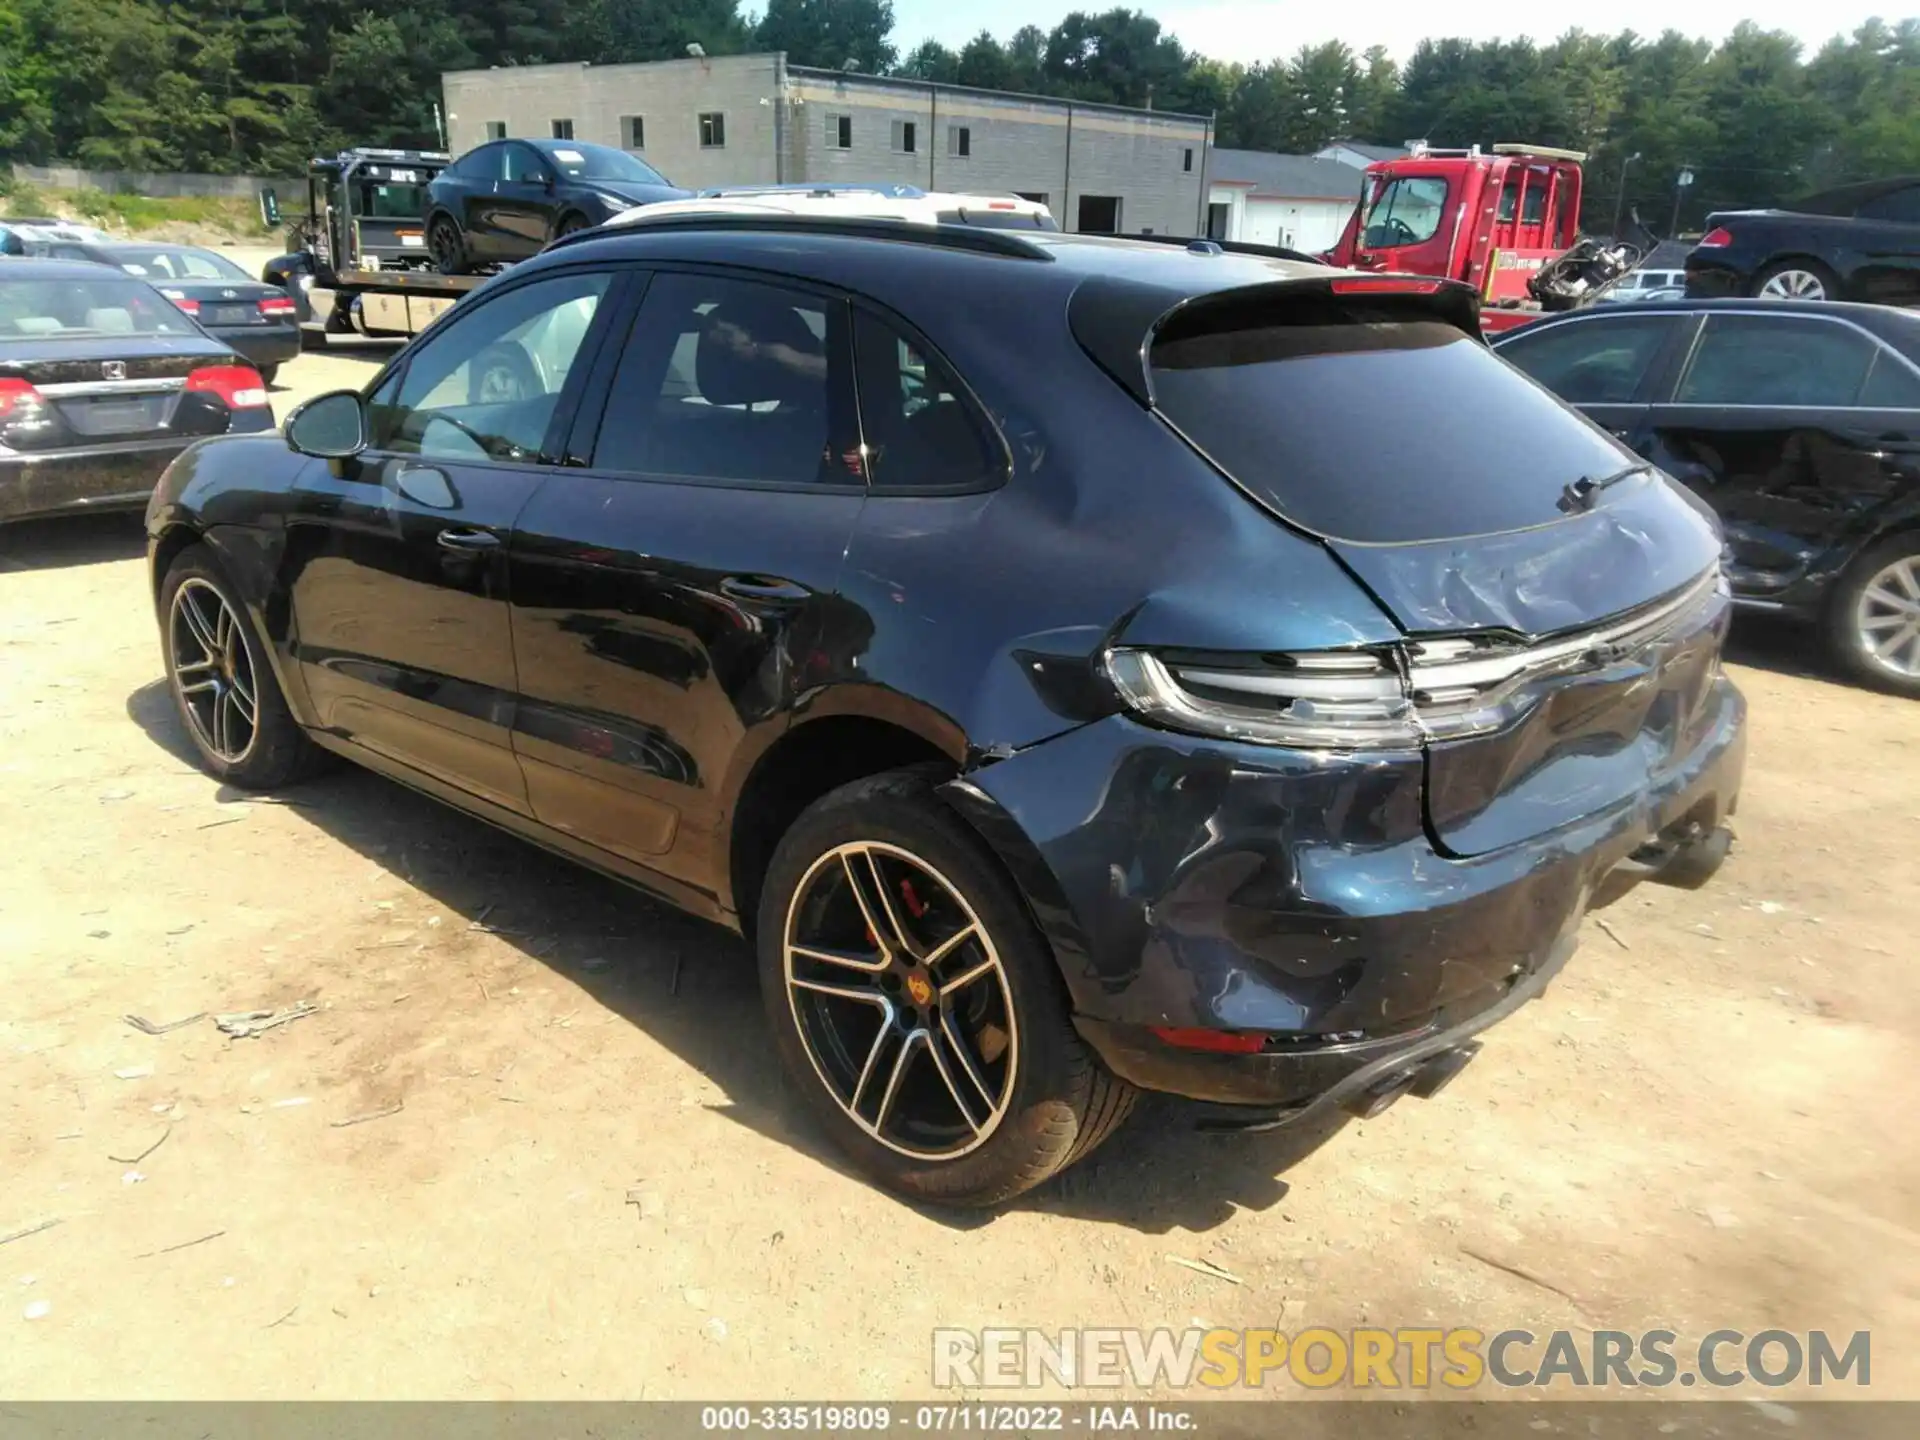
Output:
top-left (1497, 315), bottom-right (1679, 404)
top-left (1150, 307), bottom-right (1633, 544)
top-left (504, 144), bottom-right (549, 185)
top-left (1857, 186), bottom-right (1920, 224)
top-left (1675, 315), bottom-right (1876, 407)
top-left (369, 271), bottom-right (609, 460)
top-left (593, 273), bottom-right (855, 486)
top-left (449, 145), bottom-right (500, 181)
top-left (852, 310), bottom-right (1001, 489)
top-left (1861, 350), bottom-right (1920, 408)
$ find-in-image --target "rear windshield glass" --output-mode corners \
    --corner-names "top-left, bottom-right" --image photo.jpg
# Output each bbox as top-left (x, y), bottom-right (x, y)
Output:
top-left (0, 275), bottom-right (199, 340)
top-left (1150, 314), bottom-right (1632, 543)
top-left (111, 247), bottom-right (250, 282)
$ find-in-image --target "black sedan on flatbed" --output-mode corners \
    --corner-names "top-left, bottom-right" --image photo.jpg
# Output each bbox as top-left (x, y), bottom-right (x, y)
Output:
top-left (1, 260), bottom-right (274, 523)
top-left (19, 240), bottom-right (301, 381)
top-left (1685, 176), bottom-right (1920, 305)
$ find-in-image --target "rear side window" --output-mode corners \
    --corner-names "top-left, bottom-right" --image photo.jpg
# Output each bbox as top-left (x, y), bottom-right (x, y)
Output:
top-left (851, 310), bottom-right (1002, 489)
top-left (1497, 315), bottom-right (1680, 404)
top-left (1860, 350), bottom-right (1920, 408)
top-left (592, 272), bottom-right (858, 486)
top-left (1675, 315), bottom-right (1876, 407)
top-left (1149, 302), bottom-right (1633, 544)
top-left (1858, 186), bottom-right (1920, 224)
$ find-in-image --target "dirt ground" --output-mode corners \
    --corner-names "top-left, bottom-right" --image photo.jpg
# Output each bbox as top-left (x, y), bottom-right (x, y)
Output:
top-left (1, 338), bottom-right (1917, 1402)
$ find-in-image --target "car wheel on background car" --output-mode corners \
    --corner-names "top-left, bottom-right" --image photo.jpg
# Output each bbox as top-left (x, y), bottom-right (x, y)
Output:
top-left (428, 214), bottom-right (468, 276)
top-left (257, 363), bottom-right (278, 385)
top-left (161, 544), bottom-right (330, 787)
top-left (1752, 259), bottom-right (1838, 301)
top-left (557, 212), bottom-right (591, 238)
top-left (756, 769), bottom-right (1136, 1207)
top-left (1826, 534), bottom-right (1920, 698)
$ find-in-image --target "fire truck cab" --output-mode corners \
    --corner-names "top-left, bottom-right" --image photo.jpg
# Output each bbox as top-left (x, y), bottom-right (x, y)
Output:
top-left (1324, 143), bottom-right (1595, 333)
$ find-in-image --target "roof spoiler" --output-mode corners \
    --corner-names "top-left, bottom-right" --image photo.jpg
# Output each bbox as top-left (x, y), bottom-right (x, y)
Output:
top-left (1070, 274), bottom-right (1484, 406)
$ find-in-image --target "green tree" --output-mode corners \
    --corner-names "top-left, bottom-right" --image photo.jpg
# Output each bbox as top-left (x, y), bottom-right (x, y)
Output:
top-left (895, 39), bottom-right (959, 82)
top-left (755, 0), bottom-right (896, 73)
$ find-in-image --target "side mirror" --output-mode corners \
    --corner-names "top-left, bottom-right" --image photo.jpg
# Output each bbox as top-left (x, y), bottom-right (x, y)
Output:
top-left (285, 390), bottom-right (367, 459)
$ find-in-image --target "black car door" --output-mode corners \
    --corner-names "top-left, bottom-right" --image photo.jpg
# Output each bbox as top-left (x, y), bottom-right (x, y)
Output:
top-left (1494, 310), bottom-right (1695, 447)
top-left (282, 267), bottom-right (620, 813)
top-left (1644, 310), bottom-right (1920, 597)
top-left (506, 268), bottom-right (868, 908)
top-left (490, 144), bottom-right (558, 259)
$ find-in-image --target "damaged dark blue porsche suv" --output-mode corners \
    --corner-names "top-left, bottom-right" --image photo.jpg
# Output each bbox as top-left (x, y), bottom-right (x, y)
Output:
top-left (146, 215), bottom-right (1746, 1205)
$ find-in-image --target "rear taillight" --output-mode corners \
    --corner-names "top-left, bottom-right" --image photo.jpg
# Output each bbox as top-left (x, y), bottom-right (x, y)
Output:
top-left (1151, 1026), bottom-right (1267, 1055)
top-left (0, 377), bottom-right (52, 434)
top-left (1330, 275), bottom-right (1445, 294)
top-left (1103, 573), bottom-right (1721, 752)
top-left (161, 290), bottom-right (201, 315)
top-left (1697, 227), bottom-right (1733, 248)
top-left (186, 364), bottom-right (269, 411)
top-left (258, 294), bottom-right (297, 318)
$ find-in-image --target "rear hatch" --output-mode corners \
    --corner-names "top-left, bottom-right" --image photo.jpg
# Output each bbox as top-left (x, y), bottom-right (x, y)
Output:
top-left (1140, 277), bottom-right (1727, 857)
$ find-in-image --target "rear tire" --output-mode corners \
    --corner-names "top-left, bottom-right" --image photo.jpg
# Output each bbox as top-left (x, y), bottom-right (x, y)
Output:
top-left (257, 363), bottom-right (279, 385)
top-left (1824, 533), bottom-right (1920, 698)
top-left (756, 768), bottom-right (1136, 1207)
top-left (160, 544), bottom-right (331, 788)
top-left (1751, 258), bottom-right (1838, 302)
top-left (428, 214), bottom-right (468, 276)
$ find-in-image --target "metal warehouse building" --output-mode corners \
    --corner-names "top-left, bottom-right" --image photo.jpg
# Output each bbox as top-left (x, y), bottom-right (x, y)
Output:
top-left (441, 53), bottom-right (1212, 236)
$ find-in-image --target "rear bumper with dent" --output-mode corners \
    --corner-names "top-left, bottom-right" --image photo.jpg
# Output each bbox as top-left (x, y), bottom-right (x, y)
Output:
top-left (943, 674), bottom-right (1747, 1112)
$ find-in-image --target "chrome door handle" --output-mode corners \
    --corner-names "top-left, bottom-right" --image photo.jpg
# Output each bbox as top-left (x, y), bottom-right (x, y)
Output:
top-left (436, 527), bottom-right (501, 552)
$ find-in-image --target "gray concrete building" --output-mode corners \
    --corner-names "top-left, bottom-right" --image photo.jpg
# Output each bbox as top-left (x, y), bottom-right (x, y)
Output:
top-left (441, 54), bottom-right (1212, 237)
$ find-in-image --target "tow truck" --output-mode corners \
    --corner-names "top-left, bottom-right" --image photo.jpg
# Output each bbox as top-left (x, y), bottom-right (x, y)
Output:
top-left (1323, 142), bottom-right (1645, 333)
top-left (261, 148), bottom-right (487, 343)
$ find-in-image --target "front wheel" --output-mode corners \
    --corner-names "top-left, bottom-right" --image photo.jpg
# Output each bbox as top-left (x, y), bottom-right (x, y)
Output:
top-left (1752, 259), bottom-right (1838, 301)
top-left (160, 544), bottom-right (331, 787)
top-left (757, 769), bottom-right (1136, 1207)
top-left (556, 212), bottom-right (592, 239)
top-left (1825, 534), bottom-right (1920, 697)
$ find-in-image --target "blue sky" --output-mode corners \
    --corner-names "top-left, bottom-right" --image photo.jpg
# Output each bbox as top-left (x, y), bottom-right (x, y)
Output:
top-left (891, 0), bottom-right (1893, 63)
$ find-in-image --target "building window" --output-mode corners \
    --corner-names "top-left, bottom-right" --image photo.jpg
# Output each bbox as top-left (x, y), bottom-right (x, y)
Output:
top-left (551, 118), bottom-right (574, 140)
top-left (1016, 191), bottom-right (1049, 207)
top-left (828, 114), bottom-right (852, 149)
top-left (948, 124), bottom-right (971, 158)
top-left (699, 112), bottom-right (726, 148)
top-left (891, 119), bottom-right (917, 154)
top-left (621, 115), bottom-right (645, 149)
top-left (484, 121), bottom-right (507, 141)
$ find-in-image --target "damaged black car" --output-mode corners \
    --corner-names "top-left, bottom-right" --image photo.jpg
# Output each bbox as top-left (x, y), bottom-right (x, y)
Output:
top-left (145, 217), bottom-right (1747, 1205)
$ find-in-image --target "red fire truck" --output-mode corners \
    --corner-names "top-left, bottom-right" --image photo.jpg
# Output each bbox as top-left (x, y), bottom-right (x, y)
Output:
top-left (1323, 142), bottom-right (1641, 333)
